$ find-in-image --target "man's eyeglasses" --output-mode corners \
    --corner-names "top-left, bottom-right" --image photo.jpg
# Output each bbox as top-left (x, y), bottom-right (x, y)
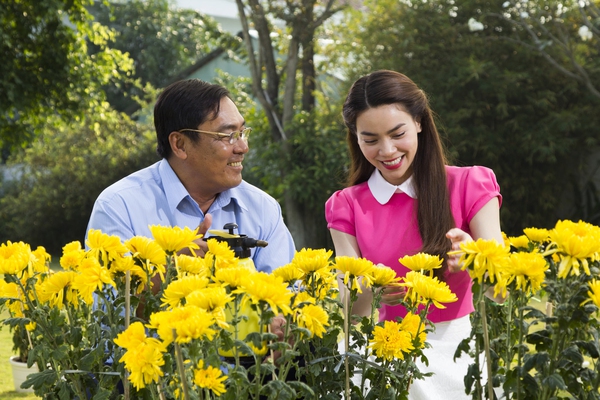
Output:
top-left (178, 127), bottom-right (252, 145)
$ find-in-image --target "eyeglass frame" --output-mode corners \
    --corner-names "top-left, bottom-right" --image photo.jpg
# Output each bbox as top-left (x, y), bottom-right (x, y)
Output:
top-left (178, 127), bottom-right (252, 145)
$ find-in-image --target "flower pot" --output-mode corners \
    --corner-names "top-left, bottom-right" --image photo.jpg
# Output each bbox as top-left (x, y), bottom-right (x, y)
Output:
top-left (9, 355), bottom-right (38, 393)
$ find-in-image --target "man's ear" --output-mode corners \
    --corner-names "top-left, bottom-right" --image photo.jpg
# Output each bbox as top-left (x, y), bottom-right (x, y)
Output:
top-left (168, 131), bottom-right (188, 160)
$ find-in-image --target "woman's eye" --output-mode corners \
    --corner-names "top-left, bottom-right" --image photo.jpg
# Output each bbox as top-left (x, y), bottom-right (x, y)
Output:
top-left (392, 132), bottom-right (405, 139)
top-left (363, 139), bottom-right (377, 144)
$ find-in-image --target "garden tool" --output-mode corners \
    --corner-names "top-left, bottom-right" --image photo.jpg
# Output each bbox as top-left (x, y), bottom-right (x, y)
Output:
top-left (205, 223), bottom-right (269, 358)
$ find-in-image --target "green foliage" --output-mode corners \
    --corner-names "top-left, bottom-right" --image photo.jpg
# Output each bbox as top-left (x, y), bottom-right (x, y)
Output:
top-left (326, 0), bottom-right (600, 235)
top-left (0, 0), bottom-right (133, 153)
top-left (89, 0), bottom-right (236, 111)
top-left (0, 104), bottom-right (158, 255)
top-left (456, 222), bottom-right (600, 399)
top-left (218, 72), bottom-right (348, 249)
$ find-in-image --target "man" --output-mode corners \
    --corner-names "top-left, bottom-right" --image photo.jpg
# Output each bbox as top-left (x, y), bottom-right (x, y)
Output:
top-left (87, 79), bottom-right (296, 272)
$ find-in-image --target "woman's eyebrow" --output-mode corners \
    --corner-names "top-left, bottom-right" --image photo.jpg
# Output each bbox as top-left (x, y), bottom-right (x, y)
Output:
top-left (359, 122), bottom-right (406, 136)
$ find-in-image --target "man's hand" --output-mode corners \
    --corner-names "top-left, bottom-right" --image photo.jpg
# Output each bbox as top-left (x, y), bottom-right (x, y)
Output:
top-left (446, 227), bottom-right (473, 273)
top-left (178, 213), bottom-right (213, 258)
top-left (267, 315), bottom-right (291, 363)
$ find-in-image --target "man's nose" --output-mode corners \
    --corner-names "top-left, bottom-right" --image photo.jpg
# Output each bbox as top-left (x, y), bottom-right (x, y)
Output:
top-left (234, 137), bottom-right (249, 153)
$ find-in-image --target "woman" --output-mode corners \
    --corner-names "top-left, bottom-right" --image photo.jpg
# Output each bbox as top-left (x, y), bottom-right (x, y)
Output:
top-left (325, 70), bottom-right (503, 399)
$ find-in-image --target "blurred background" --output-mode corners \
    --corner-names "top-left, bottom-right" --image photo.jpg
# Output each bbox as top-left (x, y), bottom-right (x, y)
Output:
top-left (1, 0), bottom-right (599, 257)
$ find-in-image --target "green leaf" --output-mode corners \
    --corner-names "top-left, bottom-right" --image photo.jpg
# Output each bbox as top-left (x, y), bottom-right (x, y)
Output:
top-left (542, 373), bottom-right (567, 391)
top-left (22, 369), bottom-right (57, 390)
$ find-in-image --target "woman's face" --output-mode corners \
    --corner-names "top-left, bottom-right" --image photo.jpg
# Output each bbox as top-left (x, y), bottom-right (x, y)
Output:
top-left (356, 104), bottom-right (421, 186)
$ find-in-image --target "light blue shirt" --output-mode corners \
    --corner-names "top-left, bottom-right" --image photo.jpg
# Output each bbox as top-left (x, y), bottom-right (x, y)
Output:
top-left (86, 159), bottom-right (296, 273)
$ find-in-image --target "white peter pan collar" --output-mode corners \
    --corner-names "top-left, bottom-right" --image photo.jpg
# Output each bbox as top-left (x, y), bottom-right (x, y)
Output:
top-left (367, 169), bottom-right (417, 205)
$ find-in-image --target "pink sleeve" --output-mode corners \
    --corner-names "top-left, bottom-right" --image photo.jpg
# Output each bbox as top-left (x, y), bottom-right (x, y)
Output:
top-left (325, 190), bottom-right (357, 236)
top-left (461, 166), bottom-right (502, 222)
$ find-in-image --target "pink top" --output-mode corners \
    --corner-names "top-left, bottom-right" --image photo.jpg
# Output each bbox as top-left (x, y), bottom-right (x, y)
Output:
top-left (325, 166), bottom-right (501, 323)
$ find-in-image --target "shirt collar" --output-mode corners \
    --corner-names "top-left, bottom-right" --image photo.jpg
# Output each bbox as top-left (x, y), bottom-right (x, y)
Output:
top-left (367, 169), bottom-right (417, 204)
top-left (159, 159), bottom-right (249, 213)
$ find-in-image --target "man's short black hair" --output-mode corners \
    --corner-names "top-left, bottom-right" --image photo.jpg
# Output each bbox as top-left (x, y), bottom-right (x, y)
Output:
top-left (154, 79), bottom-right (231, 159)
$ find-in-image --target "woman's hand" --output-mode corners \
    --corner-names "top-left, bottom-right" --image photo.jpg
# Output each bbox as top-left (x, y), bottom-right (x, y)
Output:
top-left (380, 284), bottom-right (406, 306)
top-left (446, 228), bottom-right (473, 273)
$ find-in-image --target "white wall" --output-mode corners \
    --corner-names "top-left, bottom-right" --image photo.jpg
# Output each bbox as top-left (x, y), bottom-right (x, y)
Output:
top-left (174, 0), bottom-right (241, 33)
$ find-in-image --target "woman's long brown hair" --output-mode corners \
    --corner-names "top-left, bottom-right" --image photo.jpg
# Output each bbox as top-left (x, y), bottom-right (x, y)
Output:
top-left (342, 70), bottom-right (455, 279)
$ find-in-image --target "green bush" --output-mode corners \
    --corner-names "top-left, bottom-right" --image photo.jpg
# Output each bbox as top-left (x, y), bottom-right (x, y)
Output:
top-left (0, 106), bottom-right (158, 254)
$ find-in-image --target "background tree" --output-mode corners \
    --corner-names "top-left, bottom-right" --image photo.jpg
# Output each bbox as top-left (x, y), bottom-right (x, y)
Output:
top-left (325, 0), bottom-right (600, 235)
top-left (233, 0), bottom-right (347, 249)
top-left (89, 0), bottom-right (234, 112)
top-left (486, 0), bottom-right (600, 99)
top-left (0, 105), bottom-right (158, 255)
top-left (0, 0), bottom-right (132, 155)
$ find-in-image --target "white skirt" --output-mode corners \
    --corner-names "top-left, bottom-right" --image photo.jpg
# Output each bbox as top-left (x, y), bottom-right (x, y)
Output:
top-left (408, 314), bottom-right (474, 400)
top-left (339, 314), bottom-right (482, 399)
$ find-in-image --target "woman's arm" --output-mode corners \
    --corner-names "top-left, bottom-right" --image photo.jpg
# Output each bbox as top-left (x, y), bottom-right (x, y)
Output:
top-left (329, 229), bottom-right (374, 318)
top-left (447, 197), bottom-right (505, 302)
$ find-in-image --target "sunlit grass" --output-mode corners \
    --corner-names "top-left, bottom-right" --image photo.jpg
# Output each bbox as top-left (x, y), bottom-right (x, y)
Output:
top-left (0, 309), bottom-right (38, 399)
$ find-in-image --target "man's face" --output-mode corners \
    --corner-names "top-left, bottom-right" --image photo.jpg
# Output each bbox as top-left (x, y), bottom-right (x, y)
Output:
top-left (185, 97), bottom-right (249, 196)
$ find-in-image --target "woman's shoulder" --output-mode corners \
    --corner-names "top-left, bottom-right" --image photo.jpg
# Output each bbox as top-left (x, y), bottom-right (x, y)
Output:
top-left (327, 181), bottom-right (370, 201)
top-left (445, 165), bottom-right (498, 186)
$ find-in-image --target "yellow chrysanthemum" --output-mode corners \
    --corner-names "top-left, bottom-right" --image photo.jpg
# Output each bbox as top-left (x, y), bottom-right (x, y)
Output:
top-left (149, 225), bottom-right (202, 254)
top-left (293, 291), bottom-right (316, 307)
top-left (334, 256), bottom-right (375, 293)
top-left (30, 246), bottom-right (51, 274)
top-left (524, 227), bottom-right (550, 243)
top-left (0, 241), bottom-right (31, 275)
top-left (204, 239), bottom-right (239, 272)
top-left (0, 280), bottom-right (24, 317)
top-left (401, 271), bottom-right (457, 309)
top-left (71, 257), bottom-right (116, 304)
top-left (114, 321), bottom-right (148, 350)
top-left (194, 360), bottom-right (227, 396)
top-left (126, 236), bottom-right (167, 278)
top-left (161, 275), bottom-right (210, 309)
top-left (369, 320), bottom-right (414, 361)
top-left (317, 268), bottom-right (340, 300)
top-left (272, 263), bottom-right (304, 284)
top-left (399, 253), bottom-right (443, 274)
top-left (548, 220), bottom-right (600, 279)
top-left (115, 324), bottom-right (168, 390)
top-left (186, 286), bottom-right (233, 311)
top-left (0, 280), bottom-right (20, 300)
top-left (583, 279), bottom-right (600, 309)
top-left (507, 235), bottom-right (531, 250)
top-left (148, 305), bottom-right (216, 344)
top-left (86, 229), bottom-right (129, 265)
top-left (368, 264), bottom-right (400, 287)
top-left (294, 304), bottom-right (329, 338)
top-left (503, 252), bottom-right (548, 296)
top-left (214, 266), bottom-right (254, 289)
top-left (451, 238), bottom-right (510, 283)
top-left (237, 272), bottom-right (293, 316)
top-left (399, 312), bottom-right (427, 348)
top-left (60, 249), bottom-right (85, 271)
top-left (174, 254), bottom-right (208, 276)
top-left (37, 271), bottom-right (78, 309)
top-left (291, 248), bottom-right (333, 274)
top-left (110, 256), bottom-right (148, 293)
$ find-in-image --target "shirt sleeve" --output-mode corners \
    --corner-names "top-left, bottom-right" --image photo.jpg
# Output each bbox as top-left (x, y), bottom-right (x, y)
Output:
top-left (86, 196), bottom-right (135, 246)
top-left (461, 166), bottom-right (502, 223)
top-left (325, 190), bottom-right (356, 236)
top-left (251, 202), bottom-right (296, 274)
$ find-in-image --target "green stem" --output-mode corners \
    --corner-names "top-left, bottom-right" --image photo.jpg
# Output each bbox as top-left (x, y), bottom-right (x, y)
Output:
top-left (173, 335), bottom-right (190, 400)
top-left (480, 299), bottom-right (494, 400)
top-left (505, 294), bottom-right (513, 400)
